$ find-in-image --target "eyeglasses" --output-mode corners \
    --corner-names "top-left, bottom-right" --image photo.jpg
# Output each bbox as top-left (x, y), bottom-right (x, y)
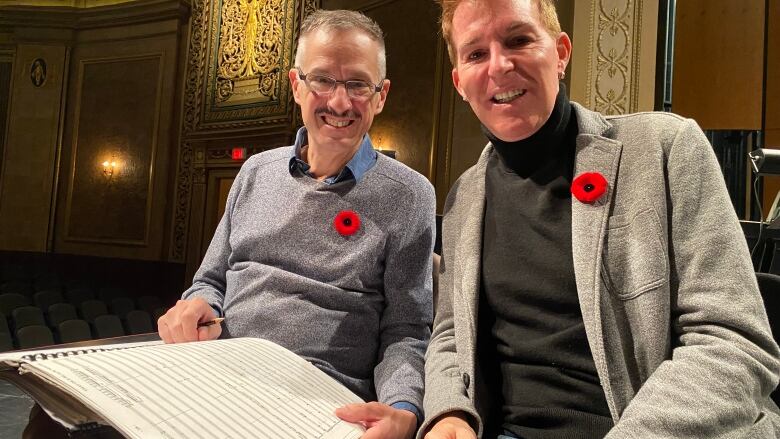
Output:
top-left (296, 68), bottom-right (383, 99)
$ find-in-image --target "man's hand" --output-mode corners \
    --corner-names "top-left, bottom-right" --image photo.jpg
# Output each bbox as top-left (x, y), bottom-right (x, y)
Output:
top-left (157, 298), bottom-right (221, 343)
top-left (335, 402), bottom-right (417, 439)
top-left (423, 413), bottom-right (476, 439)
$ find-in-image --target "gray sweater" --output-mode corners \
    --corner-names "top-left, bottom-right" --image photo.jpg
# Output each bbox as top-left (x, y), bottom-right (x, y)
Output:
top-left (182, 145), bottom-right (435, 409)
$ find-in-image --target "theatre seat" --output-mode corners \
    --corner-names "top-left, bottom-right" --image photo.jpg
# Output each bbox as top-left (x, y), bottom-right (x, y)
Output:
top-left (0, 330), bottom-right (12, 352)
top-left (16, 325), bottom-right (54, 349)
top-left (137, 295), bottom-right (162, 313)
top-left (1, 281), bottom-right (33, 297)
top-left (124, 310), bottom-right (153, 334)
top-left (0, 293), bottom-right (32, 318)
top-left (33, 290), bottom-right (65, 312)
top-left (110, 297), bottom-right (135, 320)
top-left (93, 315), bottom-right (125, 339)
top-left (79, 299), bottom-right (108, 324)
top-left (65, 288), bottom-right (94, 308)
top-left (47, 303), bottom-right (78, 328)
top-left (0, 312), bottom-right (8, 334)
top-left (57, 319), bottom-right (92, 344)
top-left (12, 306), bottom-right (46, 331)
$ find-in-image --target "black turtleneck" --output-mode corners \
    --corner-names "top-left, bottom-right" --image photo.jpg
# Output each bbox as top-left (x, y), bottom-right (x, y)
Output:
top-left (478, 84), bottom-right (613, 439)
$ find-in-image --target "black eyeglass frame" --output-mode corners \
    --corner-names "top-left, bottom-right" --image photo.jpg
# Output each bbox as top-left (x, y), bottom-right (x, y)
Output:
top-left (295, 67), bottom-right (384, 99)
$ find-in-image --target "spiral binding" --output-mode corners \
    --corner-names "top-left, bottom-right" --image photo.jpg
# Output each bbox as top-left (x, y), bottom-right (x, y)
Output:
top-left (21, 347), bottom-right (118, 363)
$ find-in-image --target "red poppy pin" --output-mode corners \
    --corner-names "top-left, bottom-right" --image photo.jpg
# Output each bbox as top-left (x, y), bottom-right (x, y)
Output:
top-left (334, 210), bottom-right (361, 236)
top-left (571, 172), bottom-right (608, 204)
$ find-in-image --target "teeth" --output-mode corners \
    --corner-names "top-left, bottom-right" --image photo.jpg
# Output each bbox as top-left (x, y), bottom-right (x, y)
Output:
top-left (493, 89), bottom-right (526, 103)
top-left (323, 116), bottom-right (351, 128)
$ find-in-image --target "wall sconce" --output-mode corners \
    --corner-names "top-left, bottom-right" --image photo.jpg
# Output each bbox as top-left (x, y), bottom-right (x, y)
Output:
top-left (102, 159), bottom-right (118, 177)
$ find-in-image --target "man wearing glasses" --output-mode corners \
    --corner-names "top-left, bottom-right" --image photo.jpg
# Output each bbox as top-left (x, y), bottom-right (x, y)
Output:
top-left (157, 9), bottom-right (434, 439)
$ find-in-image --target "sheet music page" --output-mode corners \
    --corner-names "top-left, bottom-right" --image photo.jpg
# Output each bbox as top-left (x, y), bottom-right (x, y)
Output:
top-left (0, 339), bottom-right (164, 369)
top-left (24, 338), bottom-right (365, 439)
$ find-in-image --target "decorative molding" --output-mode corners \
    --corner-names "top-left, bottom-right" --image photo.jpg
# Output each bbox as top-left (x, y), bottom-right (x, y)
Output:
top-left (578, 0), bottom-right (646, 115)
top-left (0, 0), bottom-right (191, 30)
top-left (170, 139), bottom-right (192, 260)
top-left (171, 0), bottom-right (316, 261)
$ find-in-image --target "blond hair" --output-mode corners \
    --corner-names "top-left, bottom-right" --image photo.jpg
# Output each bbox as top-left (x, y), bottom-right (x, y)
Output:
top-left (437, 0), bottom-right (561, 64)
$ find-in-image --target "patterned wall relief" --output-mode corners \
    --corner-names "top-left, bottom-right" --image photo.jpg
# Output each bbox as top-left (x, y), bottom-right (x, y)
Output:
top-left (583, 0), bottom-right (645, 115)
top-left (171, 0), bottom-right (318, 261)
top-left (213, 0), bottom-right (285, 107)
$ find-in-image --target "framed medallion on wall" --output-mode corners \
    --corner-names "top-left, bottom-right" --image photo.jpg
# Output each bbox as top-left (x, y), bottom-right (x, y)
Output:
top-left (30, 58), bottom-right (46, 87)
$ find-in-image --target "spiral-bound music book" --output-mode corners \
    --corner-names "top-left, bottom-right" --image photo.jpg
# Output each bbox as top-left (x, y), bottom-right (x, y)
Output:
top-left (0, 337), bottom-right (365, 439)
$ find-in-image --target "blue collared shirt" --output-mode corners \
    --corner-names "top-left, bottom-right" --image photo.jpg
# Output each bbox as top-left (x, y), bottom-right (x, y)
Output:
top-left (288, 127), bottom-right (378, 184)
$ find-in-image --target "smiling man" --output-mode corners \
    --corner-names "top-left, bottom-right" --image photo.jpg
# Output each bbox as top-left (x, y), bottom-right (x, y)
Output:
top-left (158, 10), bottom-right (435, 439)
top-left (421, 0), bottom-right (780, 438)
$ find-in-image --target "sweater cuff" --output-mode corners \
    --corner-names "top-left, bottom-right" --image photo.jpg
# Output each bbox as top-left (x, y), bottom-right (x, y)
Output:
top-left (391, 401), bottom-right (422, 428)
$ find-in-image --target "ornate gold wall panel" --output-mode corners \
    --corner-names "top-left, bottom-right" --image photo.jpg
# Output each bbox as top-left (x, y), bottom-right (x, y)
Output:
top-left (570, 0), bottom-right (658, 114)
top-left (183, 0), bottom-right (304, 132)
top-left (172, 0), bottom-right (317, 262)
top-left (64, 55), bottom-right (163, 245)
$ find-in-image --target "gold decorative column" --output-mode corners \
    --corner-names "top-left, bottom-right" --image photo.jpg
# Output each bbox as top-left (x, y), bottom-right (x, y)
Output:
top-left (569, 0), bottom-right (659, 114)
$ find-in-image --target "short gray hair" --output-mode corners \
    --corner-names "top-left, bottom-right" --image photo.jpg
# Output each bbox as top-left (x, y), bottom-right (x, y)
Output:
top-left (294, 10), bottom-right (387, 80)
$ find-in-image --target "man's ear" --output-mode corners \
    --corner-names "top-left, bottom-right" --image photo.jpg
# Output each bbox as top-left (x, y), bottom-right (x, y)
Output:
top-left (452, 67), bottom-right (467, 101)
top-left (374, 79), bottom-right (391, 114)
top-left (289, 69), bottom-right (303, 104)
top-left (556, 32), bottom-right (572, 73)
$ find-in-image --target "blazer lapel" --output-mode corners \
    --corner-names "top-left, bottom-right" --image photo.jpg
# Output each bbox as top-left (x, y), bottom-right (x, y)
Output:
top-left (454, 146), bottom-right (491, 355)
top-left (570, 103), bottom-right (622, 418)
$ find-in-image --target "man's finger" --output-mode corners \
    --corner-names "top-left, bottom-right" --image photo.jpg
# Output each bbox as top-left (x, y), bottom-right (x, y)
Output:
top-left (334, 402), bottom-right (385, 423)
top-left (157, 317), bottom-right (172, 343)
top-left (198, 323), bottom-right (221, 341)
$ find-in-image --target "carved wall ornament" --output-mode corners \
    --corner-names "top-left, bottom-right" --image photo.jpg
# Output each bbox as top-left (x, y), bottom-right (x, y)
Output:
top-left (30, 58), bottom-right (47, 87)
top-left (171, 0), bottom-right (319, 261)
top-left (215, 0), bottom-right (284, 104)
top-left (583, 0), bottom-right (645, 115)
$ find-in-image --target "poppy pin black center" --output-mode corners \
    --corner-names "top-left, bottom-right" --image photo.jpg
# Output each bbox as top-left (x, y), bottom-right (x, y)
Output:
top-left (343, 218), bottom-right (352, 226)
top-left (584, 183), bottom-right (595, 192)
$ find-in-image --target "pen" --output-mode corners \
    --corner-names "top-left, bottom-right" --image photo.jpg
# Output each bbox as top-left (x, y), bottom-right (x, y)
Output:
top-left (197, 317), bottom-right (225, 328)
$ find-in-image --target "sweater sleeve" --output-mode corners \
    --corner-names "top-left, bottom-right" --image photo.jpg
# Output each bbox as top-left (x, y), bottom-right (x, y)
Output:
top-left (605, 119), bottom-right (780, 438)
top-left (373, 177), bottom-right (436, 411)
top-left (180, 161), bottom-right (249, 315)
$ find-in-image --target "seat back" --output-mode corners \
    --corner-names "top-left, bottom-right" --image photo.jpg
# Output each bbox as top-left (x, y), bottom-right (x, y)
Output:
top-left (137, 295), bottom-right (163, 313)
top-left (0, 293), bottom-right (31, 317)
top-left (48, 303), bottom-right (78, 328)
top-left (110, 297), bottom-right (135, 320)
top-left (79, 299), bottom-right (108, 324)
top-left (93, 314), bottom-right (125, 339)
top-left (65, 287), bottom-right (95, 308)
top-left (33, 289), bottom-right (65, 311)
top-left (57, 319), bottom-right (92, 343)
top-left (16, 325), bottom-right (54, 349)
top-left (124, 310), bottom-right (153, 335)
top-left (0, 330), bottom-right (12, 352)
top-left (12, 306), bottom-right (46, 330)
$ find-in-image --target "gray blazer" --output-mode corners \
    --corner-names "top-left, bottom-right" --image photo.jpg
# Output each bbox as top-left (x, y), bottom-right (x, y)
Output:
top-left (421, 103), bottom-right (780, 438)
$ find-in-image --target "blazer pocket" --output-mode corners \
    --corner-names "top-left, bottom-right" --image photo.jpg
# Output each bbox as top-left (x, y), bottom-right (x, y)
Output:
top-left (602, 208), bottom-right (668, 300)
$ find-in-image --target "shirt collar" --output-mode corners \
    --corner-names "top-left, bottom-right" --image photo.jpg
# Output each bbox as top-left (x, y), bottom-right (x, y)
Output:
top-left (288, 126), bottom-right (378, 184)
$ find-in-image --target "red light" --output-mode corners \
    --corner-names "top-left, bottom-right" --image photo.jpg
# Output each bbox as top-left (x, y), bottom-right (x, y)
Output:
top-left (231, 147), bottom-right (246, 160)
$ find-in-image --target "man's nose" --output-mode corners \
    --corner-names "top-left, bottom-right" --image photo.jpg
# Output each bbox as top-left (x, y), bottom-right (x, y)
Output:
top-left (487, 47), bottom-right (514, 79)
top-left (327, 84), bottom-right (353, 114)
